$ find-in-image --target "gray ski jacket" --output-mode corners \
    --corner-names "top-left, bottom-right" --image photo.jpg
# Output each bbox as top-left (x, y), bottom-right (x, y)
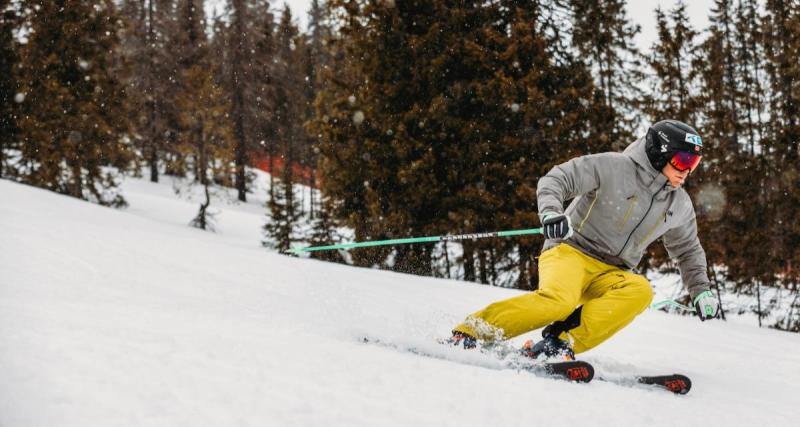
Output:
top-left (536, 137), bottom-right (710, 298)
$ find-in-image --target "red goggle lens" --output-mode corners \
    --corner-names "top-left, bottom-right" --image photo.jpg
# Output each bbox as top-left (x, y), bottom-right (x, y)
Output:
top-left (670, 151), bottom-right (702, 171)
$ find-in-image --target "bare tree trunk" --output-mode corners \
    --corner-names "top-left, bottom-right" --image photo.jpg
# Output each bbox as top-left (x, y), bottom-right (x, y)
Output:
top-left (146, 0), bottom-right (158, 183)
top-left (194, 182), bottom-right (210, 230)
top-left (268, 152), bottom-right (275, 202)
top-left (489, 246), bottom-right (497, 286)
top-left (231, 0), bottom-right (248, 202)
top-left (478, 250), bottom-right (488, 285)
top-left (443, 241), bottom-right (451, 279)
top-left (193, 133), bottom-right (210, 230)
top-left (462, 241), bottom-right (475, 282)
top-left (756, 280), bottom-right (762, 328)
top-left (709, 264), bottom-right (726, 320)
top-left (234, 108), bottom-right (247, 201)
top-left (309, 172), bottom-right (317, 220)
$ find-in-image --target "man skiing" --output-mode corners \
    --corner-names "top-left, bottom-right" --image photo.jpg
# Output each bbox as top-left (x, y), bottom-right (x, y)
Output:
top-left (449, 120), bottom-right (720, 359)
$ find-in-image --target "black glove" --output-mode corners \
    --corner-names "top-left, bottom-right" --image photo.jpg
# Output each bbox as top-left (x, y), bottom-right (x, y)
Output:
top-left (693, 290), bottom-right (720, 321)
top-left (542, 214), bottom-right (573, 240)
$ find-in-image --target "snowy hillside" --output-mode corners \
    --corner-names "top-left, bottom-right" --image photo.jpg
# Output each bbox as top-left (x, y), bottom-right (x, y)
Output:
top-left (1, 177), bottom-right (799, 427)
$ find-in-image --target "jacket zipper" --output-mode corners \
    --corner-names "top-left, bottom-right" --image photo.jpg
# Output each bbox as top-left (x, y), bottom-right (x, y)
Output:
top-left (615, 190), bottom-right (659, 257)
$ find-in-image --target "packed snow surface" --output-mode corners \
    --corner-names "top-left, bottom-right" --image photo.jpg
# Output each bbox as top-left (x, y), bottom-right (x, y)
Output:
top-left (1, 177), bottom-right (799, 427)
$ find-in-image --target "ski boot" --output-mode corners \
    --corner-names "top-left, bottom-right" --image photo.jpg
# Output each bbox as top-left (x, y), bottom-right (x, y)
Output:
top-left (521, 306), bottom-right (582, 361)
top-left (521, 334), bottom-right (575, 361)
top-left (442, 331), bottom-right (477, 349)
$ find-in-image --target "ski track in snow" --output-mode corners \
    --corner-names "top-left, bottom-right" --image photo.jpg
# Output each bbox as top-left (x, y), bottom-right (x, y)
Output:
top-left (1, 177), bottom-right (799, 427)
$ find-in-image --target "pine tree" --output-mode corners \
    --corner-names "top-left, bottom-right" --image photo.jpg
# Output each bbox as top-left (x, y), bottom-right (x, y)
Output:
top-left (118, 0), bottom-right (179, 183)
top-left (251, 1), bottom-right (277, 201)
top-left (640, 2), bottom-right (707, 277)
top-left (172, 0), bottom-right (235, 230)
top-left (302, 0), bottom-right (333, 219)
top-left (734, 0), bottom-right (767, 154)
top-left (263, 174), bottom-right (301, 253)
top-left (569, 0), bottom-right (644, 149)
top-left (762, 0), bottom-right (800, 293)
top-left (498, 0), bottom-right (597, 288)
top-left (312, 1), bottom-right (595, 282)
top-left (307, 193), bottom-right (344, 263)
top-left (0, 0), bottom-right (18, 178)
top-left (16, 0), bottom-right (133, 205)
top-left (699, 0), bottom-right (778, 291)
top-left (643, 2), bottom-right (700, 124)
top-left (263, 6), bottom-right (305, 252)
top-left (228, 0), bottom-right (255, 202)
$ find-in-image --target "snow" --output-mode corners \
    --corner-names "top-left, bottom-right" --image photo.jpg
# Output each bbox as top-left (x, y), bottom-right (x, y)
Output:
top-left (2, 176), bottom-right (799, 427)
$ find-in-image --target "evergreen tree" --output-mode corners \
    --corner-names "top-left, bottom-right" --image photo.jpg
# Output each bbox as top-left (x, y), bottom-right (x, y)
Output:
top-left (691, 0), bottom-right (763, 297)
top-left (228, 0), bottom-right (255, 202)
top-left (762, 0), bottom-right (800, 294)
top-left (569, 0), bottom-right (644, 149)
top-left (263, 174), bottom-right (302, 252)
top-left (301, 0), bottom-right (332, 218)
top-left (643, 2), bottom-right (700, 124)
top-left (119, 0), bottom-right (185, 183)
top-left (251, 1), bottom-right (277, 201)
top-left (0, 0), bottom-right (18, 178)
top-left (497, 0), bottom-right (596, 288)
top-left (639, 2), bottom-right (703, 276)
top-left (16, 0), bottom-right (133, 206)
top-left (307, 193), bottom-right (344, 263)
top-left (734, 0), bottom-right (767, 154)
top-left (263, 6), bottom-right (305, 252)
top-left (172, 0), bottom-right (236, 230)
top-left (312, 1), bottom-right (595, 282)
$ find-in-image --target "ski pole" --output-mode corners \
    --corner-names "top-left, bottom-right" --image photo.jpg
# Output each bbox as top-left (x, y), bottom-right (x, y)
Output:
top-left (286, 228), bottom-right (543, 254)
top-left (650, 299), bottom-right (696, 312)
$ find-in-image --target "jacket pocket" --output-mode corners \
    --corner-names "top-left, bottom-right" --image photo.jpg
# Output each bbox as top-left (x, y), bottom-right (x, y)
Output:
top-left (577, 191), bottom-right (600, 232)
top-left (616, 195), bottom-right (637, 232)
top-left (637, 210), bottom-right (669, 248)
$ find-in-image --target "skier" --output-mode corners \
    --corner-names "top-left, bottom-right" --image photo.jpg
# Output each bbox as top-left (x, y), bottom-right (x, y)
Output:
top-left (449, 120), bottom-right (720, 359)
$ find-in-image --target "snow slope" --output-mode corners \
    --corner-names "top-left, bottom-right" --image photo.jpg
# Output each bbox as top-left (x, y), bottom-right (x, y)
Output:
top-left (1, 178), bottom-right (799, 427)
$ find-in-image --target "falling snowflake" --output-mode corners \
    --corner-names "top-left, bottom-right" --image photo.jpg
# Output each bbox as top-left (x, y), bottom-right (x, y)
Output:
top-left (353, 111), bottom-right (365, 125)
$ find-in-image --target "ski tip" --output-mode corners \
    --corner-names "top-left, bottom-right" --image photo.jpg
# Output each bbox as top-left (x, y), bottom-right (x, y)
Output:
top-left (638, 374), bottom-right (692, 394)
top-left (666, 374), bottom-right (692, 395)
top-left (566, 361), bottom-right (594, 383)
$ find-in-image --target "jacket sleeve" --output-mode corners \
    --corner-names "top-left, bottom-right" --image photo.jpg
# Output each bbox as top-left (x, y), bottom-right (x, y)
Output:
top-left (536, 154), bottom-right (604, 223)
top-left (662, 212), bottom-right (711, 299)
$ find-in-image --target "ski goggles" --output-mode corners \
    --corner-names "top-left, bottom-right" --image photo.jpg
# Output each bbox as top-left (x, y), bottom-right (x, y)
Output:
top-left (669, 151), bottom-right (702, 172)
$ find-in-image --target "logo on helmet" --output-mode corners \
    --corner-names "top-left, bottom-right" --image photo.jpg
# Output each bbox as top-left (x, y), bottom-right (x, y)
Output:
top-left (658, 131), bottom-right (670, 143)
top-left (685, 133), bottom-right (702, 146)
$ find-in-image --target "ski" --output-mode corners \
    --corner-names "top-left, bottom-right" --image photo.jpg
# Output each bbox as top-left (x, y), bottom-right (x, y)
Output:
top-left (360, 336), bottom-right (594, 383)
top-left (362, 336), bottom-right (692, 393)
top-left (636, 374), bottom-right (692, 394)
top-left (593, 372), bottom-right (692, 394)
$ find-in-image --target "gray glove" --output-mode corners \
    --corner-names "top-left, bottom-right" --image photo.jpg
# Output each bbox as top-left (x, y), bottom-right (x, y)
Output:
top-left (543, 214), bottom-right (573, 240)
top-left (693, 290), bottom-right (719, 321)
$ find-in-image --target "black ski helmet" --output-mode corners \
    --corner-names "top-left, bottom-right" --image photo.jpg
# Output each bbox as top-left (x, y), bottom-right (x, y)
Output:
top-left (644, 120), bottom-right (703, 171)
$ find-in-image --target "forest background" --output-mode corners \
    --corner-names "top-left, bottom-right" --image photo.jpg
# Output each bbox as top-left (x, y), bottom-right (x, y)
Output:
top-left (1, 0), bottom-right (798, 330)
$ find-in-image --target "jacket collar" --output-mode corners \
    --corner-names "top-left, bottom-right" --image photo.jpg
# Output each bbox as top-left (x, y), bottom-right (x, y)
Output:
top-left (623, 137), bottom-right (676, 194)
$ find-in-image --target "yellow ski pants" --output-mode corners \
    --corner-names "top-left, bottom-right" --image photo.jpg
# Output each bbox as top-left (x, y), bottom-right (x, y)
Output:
top-left (453, 243), bottom-right (653, 354)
